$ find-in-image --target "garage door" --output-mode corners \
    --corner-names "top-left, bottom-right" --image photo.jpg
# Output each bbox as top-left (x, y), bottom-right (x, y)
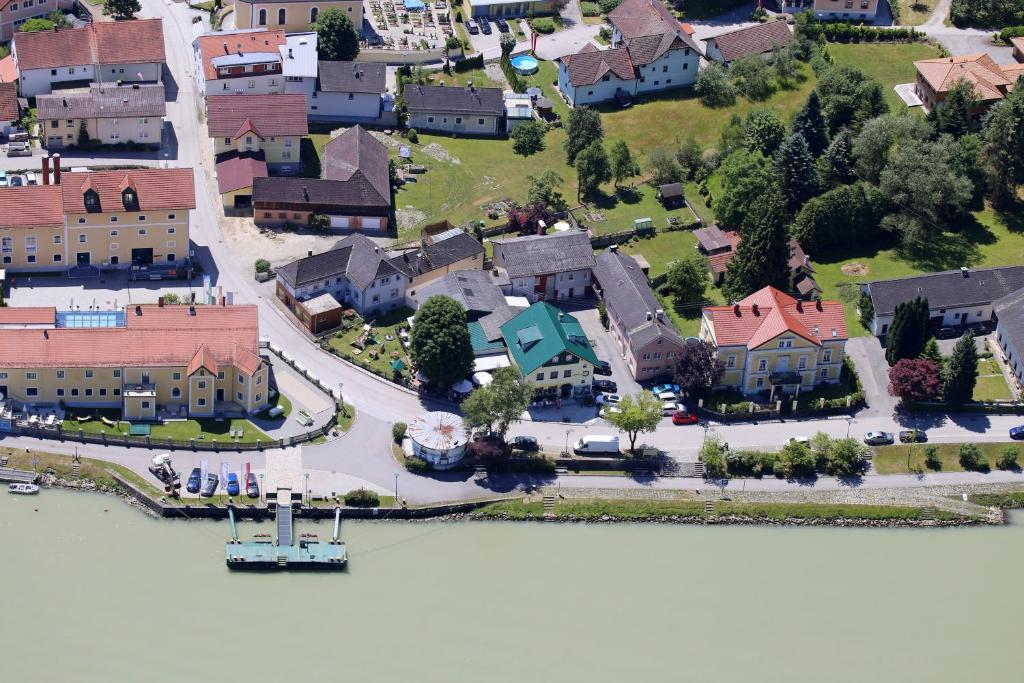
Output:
top-left (329, 215), bottom-right (350, 229)
top-left (362, 216), bottom-right (383, 230)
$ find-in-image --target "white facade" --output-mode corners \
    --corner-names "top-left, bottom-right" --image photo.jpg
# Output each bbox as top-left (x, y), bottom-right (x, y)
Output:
top-left (94, 62), bottom-right (164, 86)
top-left (870, 305), bottom-right (994, 338)
top-left (192, 39), bottom-right (286, 98)
top-left (408, 111), bottom-right (500, 135)
top-left (557, 45), bottom-right (698, 107)
top-left (558, 64), bottom-right (632, 107)
top-left (509, 268), bottom-right (591, 302)
top-left (283, 269), bottom-right (406, 318)
top-left (17, 64), bottom-right (95, 98)
top-left (309, 91), bottom-right (382, 120)
top-left (996, 323), bottom-right (1024, 389)
top-left (94, 116), bottom-right (163, 146)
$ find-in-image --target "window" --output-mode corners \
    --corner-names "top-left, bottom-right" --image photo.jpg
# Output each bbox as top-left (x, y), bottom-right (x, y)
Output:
top-left (0, 237), bottom-right (10, 254)
top-left (172, 372), bottom-right (181, 381)
top-left (85, 370), bottom-right (93, 379)
top-left (71, 388), bottom-right (79, 397)
top-left (277, 7), bottom-right (286, 24)
top-left (113, 370), bottom-right (121, 378)
top-left (53, 254), bottom-right (62, 262)
top-left (258, 8), bottom-right (267, 24)
top-left (26, 388), bottom-right (38, 397)
top-left (654, 352), bottom-right (661, 360)
top-left (823, 350), bottom-right (832, 363)
top-left (778, 340), bottom-right (792, 349)
top-left (168, 227), bottom-right (175, 235)
top-left (256, 393), bottom-right (262, 403)
top-left (642, 353), bottom-right (651, 360)
top-left (549, 371), bottom-right (558, 379)
top-left (141, 400), bottom-right (150, 409)
top-left (27, 255), bottom-right (35, 264)
top-left (172, 387), bottom-right (181, 398)
top-left (757, 359), bottom-right (767, 372)
top-left (755, 378), bottom-right (764, 389)
top-left (798, 356), bottom-right (807, 370)
top-left (109, 216), bottom-right (118, 223)
top-left (478, 118), bottom-right (485, 125)
top-left (85, 389), bottom-right (93, 397)
top-left (25, 372), bottom-right (37, 380)
top-left (197, 398), bottom-right (207, 407)
top-left (602, 74), bottom-right (610, 82)
top-left (535, 373), bottom-right (544, 381)
top-left (100, 389), bottom-right (107, 397)
top-left (217, 372), bottom-right (225, 380)
top-left (113, 388), bottom-right (120, 396)
top-left (427, 116), bottom-right (434, 123)
top-left (455, 117), bottom-right (462, 124)
top-left (224, 137), bottom-right (231, 145)
top-left (57, 389), bottom-right (65, 397)
top-left (198, 381), bottom-right (207, 390)
top-left (110, 230), bottom-right (118, 237)
top-left (78, 217), bottom-right (86, 224)
top-left (168, 214), bottom-right (176, 220)
top-left (53, 235), bottom-right (61, 245)
top-left (238, 376), bottom-right (245, 385)
top-left (237, 392), bottom-right (244, 401)
top-left (726, 354), bottom-right (736, 369)
top-left (56, 370), bottom-right (65, 379)
top-left (79, 235), bottom-right (87, 244)
top-left (256, 376), bottom-right (262, 385)
top-left (138, 215), bottom-right (146, 222)
top-left (820, 368), bottom-right (829, 379)
top-left (24, 236), bottom-right (36, 254)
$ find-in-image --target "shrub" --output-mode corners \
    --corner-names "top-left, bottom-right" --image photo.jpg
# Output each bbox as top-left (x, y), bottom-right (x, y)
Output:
top-left (923, 445), bottom-right (942, 470)
top-left (581, 1), bottom-right (599, 16)
top-left (407, 128), bottom-right (419, 143)
top-left (597, 0), bottom-right (622, 12)
top-left (308, 213), bottom-right (330, 232)
top-left (254, 258), bottom-right (271, 273)
top-left (531, 18), bottom-right (556, 34)
top-left (392, 422), bottom-right (408, 442)
top-left (344, 488), bottom-right (381, 507)
top-left (404, 454), bottom-right (430, 473)
top-left (997, 445), bottom-right (1020, 470)
top-left (958, 443), bottom-right (988, 471)
top-left (726, 449), bottom-right (777, 477)
top-left (699, 436), bottom-right (729, 478)
top-left (453, 53), bottom-right (484, 73)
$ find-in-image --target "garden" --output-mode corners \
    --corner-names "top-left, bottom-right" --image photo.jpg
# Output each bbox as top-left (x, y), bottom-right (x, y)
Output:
top-left (61, 408), bottom-right (272, 444)
top-left (324, 307), bottom-right (415, 382)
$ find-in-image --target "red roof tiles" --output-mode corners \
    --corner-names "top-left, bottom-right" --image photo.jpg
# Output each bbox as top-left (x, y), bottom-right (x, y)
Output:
top-left (0, 81), bottom-right (18, 123)
top-left (707, 20), bottom-right (792, 63)
top-left (0, 186), bottom-right (65, 229)
top-left (215, 151), bottom-right (268, 194)
top-left (205, 94), bottom-right (308, 138)
top-left (0, 307), bottom-right (56, 325)
top-left (195, 29), bottom-right (287, 81)
top-left (0, 55), bottom-right (16, 84)
top-left (704, 286), bottom-right (847, 349)
top-left (60, 168), bottom-right (196, 214)
top-left (13, 19), bottom-right (165, 71)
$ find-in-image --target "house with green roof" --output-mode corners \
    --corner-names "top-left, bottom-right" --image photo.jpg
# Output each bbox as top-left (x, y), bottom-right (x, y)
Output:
top-left (499, 302), bottom-right (599, 398)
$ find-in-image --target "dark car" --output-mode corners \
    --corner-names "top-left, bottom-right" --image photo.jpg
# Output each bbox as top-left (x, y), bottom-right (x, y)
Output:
top-left (511, 435), bottom-right (539, 451)
top-left (480, 17), bottom-right (492, 34)
top-left (495, 17), bottom-right (509, 32)
top-left (9, 175), bottom-right (22, 187)
top-left (1010, 425), bottom-right (1024, 440)
top-left (186, 467), bottom-right (202, 494)
top-left (935, 327), bottom-right (960, 340)
top-left (226, 472), bottom-right (240, 497)
top-left (200, 474), bottom-right (219, 497)
top-left (593, 361), bottom-right (613, 376)
top-left (246, 472), bottom-right (260, 498)
top-left (899, 429), bottom-right (928, 443)
top-left (592, 379), bottom-right (617, 393)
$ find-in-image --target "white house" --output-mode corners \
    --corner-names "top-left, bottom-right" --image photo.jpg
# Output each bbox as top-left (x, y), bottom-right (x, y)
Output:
top-left (704, 20), bottom-right (793, 66)
top-left (192, 28), bottom-right (287, 98)
top-left (491, 231), bottom-right (596, 302)
top-left (557, 0), bottom-right (700, 107)
top-left (13, 19), bottom-right (166, 98)
top-left (281, 32), bottom-right (318, 110)
top-left (312, 60), bottom-right (387, 121)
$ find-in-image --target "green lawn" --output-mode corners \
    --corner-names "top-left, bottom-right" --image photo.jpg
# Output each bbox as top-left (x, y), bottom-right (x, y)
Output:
top-left (826, 42), bottom-right (943, 111)
top-left (519, 59), bottom-right (570, 121)
top-left (974, 357), bottom-right (1012, 401)
top-left (325, 308), bottom-right (414, 379)
top-left (432, 67), bottom-right (503, 90)
top-left (62, 409), bottom-right (272, 444)
top-left (621, 230), bottom-right (699, 277)
top-left (893, 0), bottom-right (938, 25)
top-left (874, 442), bottom-right (1021, 474)
top-left (579, 183), bottom-right (696, 235)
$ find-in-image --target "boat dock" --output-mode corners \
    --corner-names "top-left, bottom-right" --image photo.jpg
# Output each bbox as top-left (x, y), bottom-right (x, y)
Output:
top-left (225, 493), bottom-right (347, 571)
top-left (0, 467), bottom-right (38, 484)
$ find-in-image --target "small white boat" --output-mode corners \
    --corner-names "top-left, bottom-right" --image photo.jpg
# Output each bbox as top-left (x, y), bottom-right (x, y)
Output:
top-left (8, 483), bottom-right (39, 495)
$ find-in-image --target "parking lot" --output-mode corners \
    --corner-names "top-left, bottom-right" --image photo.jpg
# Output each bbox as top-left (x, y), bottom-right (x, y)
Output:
top-left (6, 270), bottom-right (204, 310)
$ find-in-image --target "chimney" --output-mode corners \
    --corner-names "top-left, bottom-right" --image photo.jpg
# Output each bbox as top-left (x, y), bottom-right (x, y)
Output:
top-left (815, 299), bottom-right (823, 311)
top-left (53, 153), bottom-right (61, 185)
top-left (134, 305), bottom-right (142, 316)
top-left (752, 303), bottom-right (759, 315)
top-left (307, 249), bottom-right (313, 258)
top-left (189, 305), bottom-right (197, 316)
top-left (961, 266), bottom-right (969, 277)
top-left (733, 303), bottom-right (740, 315)
top-left (656, 309), bottom-right (664, 321)
top-left (62, 98), bottom-right (68, 108)
top-left (223, 42), bottom-right (229, 54)
top-left (43, 329), bottom-right (48, 339)
top-left (796, 300), bottom-right (803, 312)
top-left (41, 155), bottom-right (49, 186)
top-left (158, 296), bottom-right (164, 307)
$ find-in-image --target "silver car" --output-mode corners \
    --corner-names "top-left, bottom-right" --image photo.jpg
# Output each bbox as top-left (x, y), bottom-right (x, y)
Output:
top-left (863, 431), bottom-right (895, 446)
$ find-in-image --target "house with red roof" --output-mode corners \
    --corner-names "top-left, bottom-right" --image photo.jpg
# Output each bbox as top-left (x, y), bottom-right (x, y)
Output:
top-left (192, 28), bottom-right (287, 98)
top-left (700, 286), bottom-right (847, 397)
top-left (0, 0), bottom-right (74, 43)
top-left (207, 93), bottom-right (307, 174)
top-left (556, 0), bottom-right (701, 107)
top-left (914, 53), bottom-right (1024, 114)
top-left (12, 19), bottom-right (166, 97)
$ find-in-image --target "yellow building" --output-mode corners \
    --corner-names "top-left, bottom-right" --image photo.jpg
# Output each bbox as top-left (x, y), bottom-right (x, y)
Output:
top-left (0, 304), bottom-right (269, 419)
top-left (233, 0), bottom-right (362, 34)
top-left (499, 302), bottom-right (598, 399)
top-left (37, 84), bottom-right (165, 150)
top-left (700, 286), bottom-right (848, 398)
top-left (207, 93), bottom-right (308, 174)
top-left (0, 163), bottom-right (195, 272)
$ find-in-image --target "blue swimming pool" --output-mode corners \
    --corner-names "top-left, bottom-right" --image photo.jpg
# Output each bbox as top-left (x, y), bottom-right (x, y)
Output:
top-left (510, 55), bottom-right (539, 76)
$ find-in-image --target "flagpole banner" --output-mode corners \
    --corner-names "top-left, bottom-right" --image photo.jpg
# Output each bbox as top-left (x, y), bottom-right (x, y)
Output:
top-left (221, 462), bottom-right (229, 492)
top-left (200, 459), bottom-right (209, 487)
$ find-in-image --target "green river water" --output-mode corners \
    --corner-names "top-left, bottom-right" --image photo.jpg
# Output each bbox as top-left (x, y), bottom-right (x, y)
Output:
top-left (0, 489), bottom-right (1019, 682)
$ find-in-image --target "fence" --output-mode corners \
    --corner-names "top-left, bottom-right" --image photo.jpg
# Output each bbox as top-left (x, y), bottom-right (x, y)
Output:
top-left (590, 225), bottom-right (656, 249)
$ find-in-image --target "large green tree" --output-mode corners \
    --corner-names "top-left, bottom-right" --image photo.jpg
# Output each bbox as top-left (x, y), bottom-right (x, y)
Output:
top-left (715, 149), bottom-right (777, 231)
top-left (729, 54), bottom-right (775, 101)
top-left (775, 132), bottom-right (821, 215)
top-left (410, 295), bottom-right (475, 387)
top-left (511, 120), bottom-right (546, 156)
top-left (818, 128), bottom-right (854, 185)
top-left (609, 139), bottom-right (640, 187)
top-left (647, 146), bottom-right (682, 185)
top-left (602, 392), bottom-right (663, 452)
top-left (104, 0), bottom-right (140, 20)
top-left (791, 182), bottom-right (886, 251)
top-left (852, 113), bottom-right (932, 183)
top-left (721, 193), bottom-right (790, 301)
top-left (815, 63), bottom-right (889, 133)
top-left (980, 76), bottom-right (1024, 204)
top-left (313, 8), bottom-right (360, 61)
top-left (564, 106), bottom-right (603, 164)
top-left (792, 91), bottom-right (829, 157)
top-left (665, 252), bottom-right (708, 304)
top-left (526, 170), bottom-right (567, 211)
top-left (943, 332), bottom-right (979, 403)
top-left (743, 109), bottom-right (786, 158)
top-left (695, 61), bottom-right (736, 107)
top-left (884, 296), bottom-right (930, 366)
top-left (575, 141), bottom-right (611, 199)
top-left (935, 78), bottom-right (978, 139)
top-left (460, 367), bottom-right (533, 439)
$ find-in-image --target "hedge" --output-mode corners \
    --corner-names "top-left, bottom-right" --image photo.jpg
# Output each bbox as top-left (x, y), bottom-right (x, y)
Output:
top-left (454, 53), bottom-right (484, 73)
top-left (818, 23), bottom-right (923, 43)
top-left (344, 488), bottom-right (381, 507)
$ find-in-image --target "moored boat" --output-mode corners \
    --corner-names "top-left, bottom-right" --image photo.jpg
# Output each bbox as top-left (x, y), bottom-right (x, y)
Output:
top-left (8, 483), bottom-right (40, 495)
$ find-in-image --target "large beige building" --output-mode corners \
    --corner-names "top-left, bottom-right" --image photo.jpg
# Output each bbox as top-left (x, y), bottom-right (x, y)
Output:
top-left (38, 84), bottom-right (166, 150)
top-left (0, 162), bottom-right (195, 272)
top-left (0, 304), bottom-right (268, 419)
top-left (233, 0), bottom-right (362, 33)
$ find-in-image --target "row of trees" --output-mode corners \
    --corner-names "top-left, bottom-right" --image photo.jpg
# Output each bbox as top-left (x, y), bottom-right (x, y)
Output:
top-left (699, 432), bottom-right (869, 479)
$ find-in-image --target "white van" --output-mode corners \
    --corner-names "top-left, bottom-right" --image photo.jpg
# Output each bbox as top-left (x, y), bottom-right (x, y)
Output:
top-left (574, 435), bottom-right (620, 455)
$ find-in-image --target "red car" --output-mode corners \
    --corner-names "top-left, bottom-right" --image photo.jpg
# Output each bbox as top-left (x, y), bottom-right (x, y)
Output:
top-left (671, 410), bottom-right (698, 425)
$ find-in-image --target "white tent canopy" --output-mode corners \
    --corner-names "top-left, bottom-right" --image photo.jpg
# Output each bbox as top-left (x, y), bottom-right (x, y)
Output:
top-left (472, 371), bottom-right (493, 386)
top-left (473, 354), bottom-right (511, 372)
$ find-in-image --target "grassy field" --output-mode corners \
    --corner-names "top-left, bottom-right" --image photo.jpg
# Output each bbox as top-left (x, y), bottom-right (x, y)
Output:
top-left (472, 497), bottom-right (956, 521)
top-left (61, 410), bottom-right (272, 444)
top-left (826, 42), bottom-right (942, 111)
top-left (325, 308), bottom-right (414, 379)
top-left (431, 67), bottom-right (503, 90)
top-left (580, 183), bottom-right (696, 235)
top-left (874, 442), bottom-right (1022, 474)
top-left (893, 0), bottom-right (938, 25)
top-left (975, 357), bottom-right (1013, 401)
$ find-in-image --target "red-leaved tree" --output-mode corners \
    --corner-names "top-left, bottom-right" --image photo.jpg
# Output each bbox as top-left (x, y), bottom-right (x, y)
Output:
top-left (888, 358), bottom-right (942, 402)
top-left (506, 202), bottom-right (555, 236)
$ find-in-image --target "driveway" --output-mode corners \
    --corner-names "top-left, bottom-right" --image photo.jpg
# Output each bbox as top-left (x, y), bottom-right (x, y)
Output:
top-left (844, 336), bottom-right (896, 418)
top-left (569, 305), bottom-right (642, 397)
top-left (533, 2), bottom-right (601, 61)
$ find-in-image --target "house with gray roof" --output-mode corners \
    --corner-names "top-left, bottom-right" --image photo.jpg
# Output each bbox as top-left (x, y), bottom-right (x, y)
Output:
top-left (275, 233), bottom-right (406, 330)
top-left (313, 60), bottom-right (391, 123)
top-left (994, 287), bottom-right (1024, 394)
top-left (593, 246), bottom-right (686, 382)
top-left (390, 227), bottom-right (486, 300)
top-left (403, 84), bottom-right (505, 136)
top-left (491, 230), bottom-right (596, 302)
top-left (862, 265), bottom-right (1024, 337)
top-left (38, 84), bottom-right (165, 149)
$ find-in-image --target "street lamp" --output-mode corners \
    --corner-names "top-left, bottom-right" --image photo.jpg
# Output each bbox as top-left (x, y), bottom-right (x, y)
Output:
top-left (846, 417), bottom-right (855, 438)
top-left (304, 472), bottom-right (310, 507)
top-left (259, 473), bottom-right (264, 504)
top-left (338, 382), bottom-right (346, 417)
top-left (564, 429), bottom-right (571, 456)
top-left (394, 472), bottom-right (399, 503)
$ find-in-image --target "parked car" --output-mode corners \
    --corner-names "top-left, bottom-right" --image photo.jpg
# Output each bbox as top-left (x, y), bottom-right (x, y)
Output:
top-left (592, 379), bottom-right (617, 393)
top-left (652, 383), bottom-right (681, 397)
top-left (466, 19), bottom-right (479, 34)
top-left (9, 175), bottom-right (22, 186)
top-left (6, 141), bottom-right (30, 157)
top-left (495, 17), bottom-right (509, 32)
top-left (785, 436), bottom-right (810, 446)
top-left (226, 472), bottom-right (240, 496)
top-left (655, 391), bottom-right (679, 402)
top-left (662, 401), bottom-right (685, 416)
top-left (24, 171), bottom-right (37, 185)
top-left (0, 174), bottom-right (8, 187)
top-left (186, 467), bottom-right (202, 494)
top-left (899, 429), bottom-right (928, 443)
top-left (935, 327), bottom-right (960, 340)
top-left (574, 435), bottom-right (620, 454)
top-left (1011, 425), bottom-right (1024, 440)
top-left (672, 411), bottom-right (698, 425)
top-left (863, 431), bottom-right (895, 446)
top-left (200, 473), bottom-right (219, 497)
top-left (479, 17), bottom-right (492, 34)
top-left (595, 393), bottom-right (622, 405)
top-left (599, 405), bottom-right (622, 418)
top-left (246, 472), bottom-right (259, 498)
top-left (510, 435), bottom-right (539, 451)
top-left (593, 361), bottom-right (613, 376)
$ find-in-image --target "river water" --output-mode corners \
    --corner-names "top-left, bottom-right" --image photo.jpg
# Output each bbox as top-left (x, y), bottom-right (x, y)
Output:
top-left (1, 490), bottom-right (1019, 682)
